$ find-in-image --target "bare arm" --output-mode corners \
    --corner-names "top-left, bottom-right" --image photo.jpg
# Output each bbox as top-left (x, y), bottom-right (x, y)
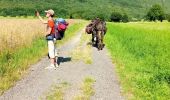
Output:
top-left (36, 11), bottom-right (47, 24)
top-left (38, 16), bottom-right (48, 24)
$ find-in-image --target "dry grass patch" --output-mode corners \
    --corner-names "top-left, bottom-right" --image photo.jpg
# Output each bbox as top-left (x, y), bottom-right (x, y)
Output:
top-left (74, 77), bottom-right (96, 100)
top-left (71, 32), bottom-right (93, 64)
top-left (46, 82), bottom-right (70, 100)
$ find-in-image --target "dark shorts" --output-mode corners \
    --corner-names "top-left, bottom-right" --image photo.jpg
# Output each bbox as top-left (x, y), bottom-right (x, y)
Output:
top-left (46, 34), bottom-right (55, 41)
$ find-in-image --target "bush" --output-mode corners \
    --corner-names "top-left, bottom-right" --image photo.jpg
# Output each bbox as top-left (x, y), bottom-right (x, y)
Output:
top-left (146, 4), bottom-right (165, 22)
top-left (167, 14), bottom-right (170, 22)
top-left (110, 12), bottom-right (129, 22)
top-left (110, 12), bottom-right (122, 22)
top-left (122, 13), bottom-right (129, 22)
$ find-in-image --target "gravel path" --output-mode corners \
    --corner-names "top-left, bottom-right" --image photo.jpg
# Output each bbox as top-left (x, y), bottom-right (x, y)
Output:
top-left (0, 29), bottom-right (124, 100)
top-left (90, 48), bottom-right (124, 100)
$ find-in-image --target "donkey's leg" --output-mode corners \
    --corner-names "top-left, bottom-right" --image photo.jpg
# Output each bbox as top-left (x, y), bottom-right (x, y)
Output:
top-left (97, 31), bottom-right (102, 50)
top-left (92, 33), bottom-right (94, 42)
top-left (92, 33), bottom-right (95, 46)
top-left (92, 30), bottom-right (97, 46)
top-left (101, 31), bottom-right (105, 50)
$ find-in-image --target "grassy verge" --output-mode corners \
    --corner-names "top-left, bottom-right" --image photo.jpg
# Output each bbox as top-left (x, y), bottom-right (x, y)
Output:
top-left (74, 77), bottom-right (96, 100)
top-left (71, 31), bottom-right (93, 64)
top-left (0, 38), bottom-right (46, 95)
top-left (105, 22), bottom-right (170, 99)
top-left (0, 20), bottom-right (87, 95)
top-left (46, 82), bottom-right (70, 100)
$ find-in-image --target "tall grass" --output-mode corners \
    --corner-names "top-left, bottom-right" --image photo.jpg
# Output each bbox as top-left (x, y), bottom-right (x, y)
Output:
top-left (0, 19), bottom-right (45, 53)
top-left (105, 22), bottom-right (170, 99)
top-left (0, 19), bottom-right (86, 95)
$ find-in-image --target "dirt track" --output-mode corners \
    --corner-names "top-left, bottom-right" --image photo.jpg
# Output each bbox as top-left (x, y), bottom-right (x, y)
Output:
top-left (0, 29), bottom-right (124, 100)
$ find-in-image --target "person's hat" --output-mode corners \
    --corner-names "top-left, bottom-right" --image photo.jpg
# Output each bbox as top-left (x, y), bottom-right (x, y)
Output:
top-left (45, 9), bottom-right (54, 15)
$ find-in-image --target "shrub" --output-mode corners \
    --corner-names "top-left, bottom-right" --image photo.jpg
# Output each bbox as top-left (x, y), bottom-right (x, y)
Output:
top-left (110, 12), bottom-right (122, 22)
top-left (166, 14), bottom-right (170, 22)
top-left (146, 4), bottom-right (165, 22)
top-left (122, 13), bottom-right (129, 22)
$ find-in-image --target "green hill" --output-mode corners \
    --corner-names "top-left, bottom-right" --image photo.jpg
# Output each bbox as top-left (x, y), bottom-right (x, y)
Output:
top-left (0, 0), bottom-right (169, 20)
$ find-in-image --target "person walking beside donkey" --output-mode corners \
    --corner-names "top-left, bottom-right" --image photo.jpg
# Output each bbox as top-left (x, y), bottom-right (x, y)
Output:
top-left (36, 9), bottom-right (58, 69)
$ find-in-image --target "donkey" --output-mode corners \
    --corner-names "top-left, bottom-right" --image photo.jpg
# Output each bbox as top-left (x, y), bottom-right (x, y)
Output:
top-left (94, 19), bottom-right (107, 50)
top-left (85, 18), bottom-right (107, 50)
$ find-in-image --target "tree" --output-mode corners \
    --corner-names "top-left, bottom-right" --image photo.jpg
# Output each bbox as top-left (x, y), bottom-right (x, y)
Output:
top-left (167, 14), bottom-right (170, 22)
top-left (110, 12), bottom-right (122, 22)
top-left (146, 4), bottom-right (165, 22)
top-left (122, 13), bottom-right (129, 22)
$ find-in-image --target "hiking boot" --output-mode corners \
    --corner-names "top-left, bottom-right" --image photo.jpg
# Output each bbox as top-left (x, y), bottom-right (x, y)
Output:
top-left (45, 64), bottom-right (56, 70)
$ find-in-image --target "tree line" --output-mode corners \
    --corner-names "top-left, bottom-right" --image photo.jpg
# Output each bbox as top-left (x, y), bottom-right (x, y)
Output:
top-left (0, 1), bottom-right (169, 22)
top-left (110, 4), bottom-right (170, 22)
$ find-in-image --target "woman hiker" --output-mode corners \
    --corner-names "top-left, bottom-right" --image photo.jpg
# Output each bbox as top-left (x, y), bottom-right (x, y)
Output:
top-left (36, 9), bottom-right (58, 69)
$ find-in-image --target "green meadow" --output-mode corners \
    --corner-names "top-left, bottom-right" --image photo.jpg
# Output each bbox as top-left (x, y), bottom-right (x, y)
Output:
top-left (105, 22), bottom-right (170, 99)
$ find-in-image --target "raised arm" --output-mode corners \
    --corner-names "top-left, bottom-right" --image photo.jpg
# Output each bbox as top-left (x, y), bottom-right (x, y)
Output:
top-left (36, 11), bottom-right (48, 24)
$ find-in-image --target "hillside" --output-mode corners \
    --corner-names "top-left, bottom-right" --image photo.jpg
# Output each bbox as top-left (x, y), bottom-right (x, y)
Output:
top-left (0, 0), bottom-right (169, 20)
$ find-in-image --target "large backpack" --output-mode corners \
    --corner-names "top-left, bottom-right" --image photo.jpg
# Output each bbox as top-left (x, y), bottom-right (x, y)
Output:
top-left (54, 18), bottom-right (68, 40)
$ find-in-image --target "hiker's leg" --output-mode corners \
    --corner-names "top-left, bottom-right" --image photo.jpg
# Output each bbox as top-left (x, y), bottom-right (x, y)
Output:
top-left (48, 40), bottom-right (56, 65)
top-left (50, 58), bottom-right (55, 65)
top-left (54, 40), bottom-right (59, 65)
top-left (54, 47), bottom-right (58, 58)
